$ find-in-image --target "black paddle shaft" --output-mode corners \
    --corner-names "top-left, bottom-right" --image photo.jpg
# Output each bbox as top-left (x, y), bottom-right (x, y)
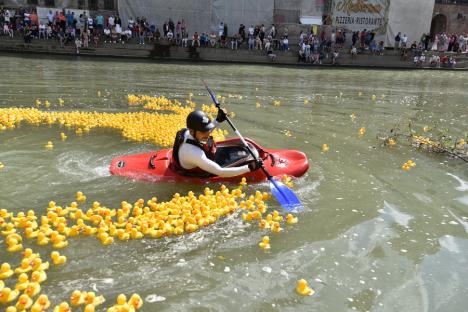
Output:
top-left (203, 81), bottom-right (272, 179)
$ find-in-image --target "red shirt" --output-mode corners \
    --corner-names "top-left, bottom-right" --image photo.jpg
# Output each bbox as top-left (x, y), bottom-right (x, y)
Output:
top-left (30, 13), bottom-right (38, 25)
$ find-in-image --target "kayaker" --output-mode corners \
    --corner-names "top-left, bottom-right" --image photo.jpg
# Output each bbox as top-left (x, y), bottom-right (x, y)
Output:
top-left (170, 109), bottom-right (261, 177)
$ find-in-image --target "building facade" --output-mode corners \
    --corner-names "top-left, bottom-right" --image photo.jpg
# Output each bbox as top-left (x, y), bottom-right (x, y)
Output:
top-left (432, 0), bottom-right (468, 34)
top-left (1, 0), bottom-right (117, 12)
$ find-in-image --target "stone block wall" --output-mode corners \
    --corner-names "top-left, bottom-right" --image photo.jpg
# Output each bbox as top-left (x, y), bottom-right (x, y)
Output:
top-left (433, 4), bottom-right (468, 34)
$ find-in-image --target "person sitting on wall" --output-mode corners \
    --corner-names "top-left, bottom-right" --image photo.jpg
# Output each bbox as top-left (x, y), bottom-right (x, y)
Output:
top-left (440, 55), bottom-right (448, 67)
top-left (448, 56), bottom-right (456, 68)
top-left (400, 48), bottom-right (408, 61)
top-left (266, 41), bottom-right (276, 61)
top-left (377, 41), bottom-right (385, 56)
top-left (429, 53), bottom-right (440, 67)
top-left (418, 53), bottom-right (426, 67)
top-left (209, 32), bottom-right (217, 47)
top-left (332, 50), bottom-right (339, 65)
top-left (350, 45), bottom-right (357, 59)
top-left (192, 32), bottom-right (200, 47)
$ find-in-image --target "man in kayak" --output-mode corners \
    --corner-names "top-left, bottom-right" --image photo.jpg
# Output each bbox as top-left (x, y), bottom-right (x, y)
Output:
top-left (170, 109), bottom-right (261, 177)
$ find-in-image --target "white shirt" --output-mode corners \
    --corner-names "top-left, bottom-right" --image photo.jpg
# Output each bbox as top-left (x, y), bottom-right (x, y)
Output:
top-left (108, 16), bottom-right (115, 26)
top-left (178, 129), bottom-right (251, 178)
top-left (4, 10), bottom-right (10, 22)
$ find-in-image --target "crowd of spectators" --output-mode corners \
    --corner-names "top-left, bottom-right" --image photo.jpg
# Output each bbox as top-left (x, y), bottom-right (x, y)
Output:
top-left (0, 6), bottom-right (465, 67)
top-left (394, 32), bottom-right (464, 68)
top-left (0, 7), bottom-right (283, 61)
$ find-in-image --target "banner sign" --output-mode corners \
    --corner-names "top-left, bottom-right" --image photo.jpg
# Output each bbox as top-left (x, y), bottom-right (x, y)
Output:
top-left (332, 0), bottom-right (390, 33)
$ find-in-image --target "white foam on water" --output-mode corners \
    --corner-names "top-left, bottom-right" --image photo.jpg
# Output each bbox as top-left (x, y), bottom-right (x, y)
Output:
top-left (439, 235), bottom-right (461, 254)
top-left (381, 201), bottom-right (413, 228)
top-left (455, 195), bottom-right (468, 206)
top-left (413, 193), bottom-right (433, 204)
top-left (446, 173), bottom-right (468, 191)
top-left (145, 294), bottom-right (166, 303)
top-left (56, 151), bottom-right (111, 182)
top-left (447, 209), bottom-right (468, 233)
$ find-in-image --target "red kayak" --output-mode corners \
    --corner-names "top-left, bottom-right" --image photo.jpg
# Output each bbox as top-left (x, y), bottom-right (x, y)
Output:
top-left (109, 138), bottom-right (309, 183)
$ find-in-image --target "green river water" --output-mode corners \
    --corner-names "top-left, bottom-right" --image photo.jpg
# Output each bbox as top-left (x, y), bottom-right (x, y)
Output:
top-left (0, 54), bottom-right (467, 311)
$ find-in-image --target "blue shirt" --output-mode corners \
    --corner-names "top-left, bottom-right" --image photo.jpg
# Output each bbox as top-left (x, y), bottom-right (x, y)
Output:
top-left (96, 15), bottom-right (104, 25)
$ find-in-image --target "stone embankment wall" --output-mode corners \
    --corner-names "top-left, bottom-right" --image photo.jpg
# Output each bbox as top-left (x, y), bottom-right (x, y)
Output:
top-left (0, 38), bottom-right (466, 69)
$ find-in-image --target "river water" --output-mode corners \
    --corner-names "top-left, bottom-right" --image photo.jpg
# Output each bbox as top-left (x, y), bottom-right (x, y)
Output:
top-left (0, 54), bottom-right (467, 311)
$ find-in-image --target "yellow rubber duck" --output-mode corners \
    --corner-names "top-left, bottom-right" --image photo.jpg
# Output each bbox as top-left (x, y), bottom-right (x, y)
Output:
top-left (259, 219), bottom-right (270, 229)
top-left (76, 191), bottom-right (87, 202)
top-left (6, 238), bottom-right (23, 252)
top-left (296, 279), bottom-right (315, 296)
top-left (271, 222), bottom-right (283, 233)
top-left (286, 214), bottom-right (298, 224)
top-left (272, 211), bottom-right (283, 222)
top-left (31, 258), bottom-right (49, 271)
top-left (45, 141), bottom-right (54, 149)
top-left (387, 138), bottom-right (396, 146)
top-left (0, 162), bottom-right (4, 170)
top-left (0, 287), bottom-right (19, 303)
top-left (24, 227), bottom-right (38, 238)
top-left (44, 100), bottom-right (51, 108)
top-left (58, 98), bottom-right (64, 106)
top-left (402, 160), bottom-right (416, 171)
top-left (51, 251), bottom-right (67, 265)
top-left (15, 273), bottom-right (29, 291)
top-left (371, 94), bottom-right (377, 101)
top-left (5, 233), bottom-right (20, 244)
top-left (359, 127), bottom-right (366, 136)
top-left (1, 263), bottom-right (14, 279)
top-left (70, 290), bottom-right (85, 306)
top-left (53, 302), bottom-right (71, 312)
top-left (30, 270), bottom-right (47, 284)
top-left (84, 291), bottom-right (105, 306)
top-left (250, 210), bottom-right (262, 220)
top-left (5, 306), bottom-right (17, 312)
top-left (259, 236), bottom-right (271, 250)
top-left (242, 212), bottom-right (253, 222)
top-left (23, 248), bottom-right (39, 260)
top-left (36, 231), bottom-right (50, 246)
top-left (15, 294), bottom-right (33, 310)
top-left (322, 144), bottom-right (329, 152)
top-left (31, 294), bottom-right (50, 312)
top-left (107, 293), bottom-right (129, 312)
top-left (0, 208), bottom-right (11, 218)
top-left (84, 304), bottom-right (96, 312)
top-left (51, 233), bottom-right (68, 249)
top-left (1, 223), bottom-right (16, 235)
top-left (128, 293), bottom-right (143, 309)
top-left (24, 282), bottom-right (41, 297)
top-left (0, 280), bottom-right (4, 291)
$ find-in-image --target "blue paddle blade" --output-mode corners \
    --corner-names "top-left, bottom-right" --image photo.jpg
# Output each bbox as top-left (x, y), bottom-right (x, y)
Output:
top-left (269, 178), bottom-right (304, 213)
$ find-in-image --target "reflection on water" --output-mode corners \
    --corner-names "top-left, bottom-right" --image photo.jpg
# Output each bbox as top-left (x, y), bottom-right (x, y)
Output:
top-left (0, 54), bottom-right (467, 311)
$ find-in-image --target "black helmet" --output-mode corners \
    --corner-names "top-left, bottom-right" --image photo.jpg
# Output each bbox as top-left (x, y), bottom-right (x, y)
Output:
top-left (186, 110), bottom-right (215, 132)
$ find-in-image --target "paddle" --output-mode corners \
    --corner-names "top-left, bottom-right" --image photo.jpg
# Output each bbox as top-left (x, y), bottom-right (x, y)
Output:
top-left (202, 81), bottom-right (303, 212)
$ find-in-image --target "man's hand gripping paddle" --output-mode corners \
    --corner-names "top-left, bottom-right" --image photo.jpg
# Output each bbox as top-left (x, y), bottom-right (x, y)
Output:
top-left (202, 80), bottom-right (303, 212)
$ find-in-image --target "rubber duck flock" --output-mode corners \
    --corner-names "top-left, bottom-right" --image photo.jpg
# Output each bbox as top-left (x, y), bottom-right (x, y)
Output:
top-left (0, 94), bottom-right (319, 310)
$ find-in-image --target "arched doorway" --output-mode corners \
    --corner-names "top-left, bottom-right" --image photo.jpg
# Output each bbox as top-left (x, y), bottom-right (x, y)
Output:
top-left (430, 14), bottom-right (447, 35)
